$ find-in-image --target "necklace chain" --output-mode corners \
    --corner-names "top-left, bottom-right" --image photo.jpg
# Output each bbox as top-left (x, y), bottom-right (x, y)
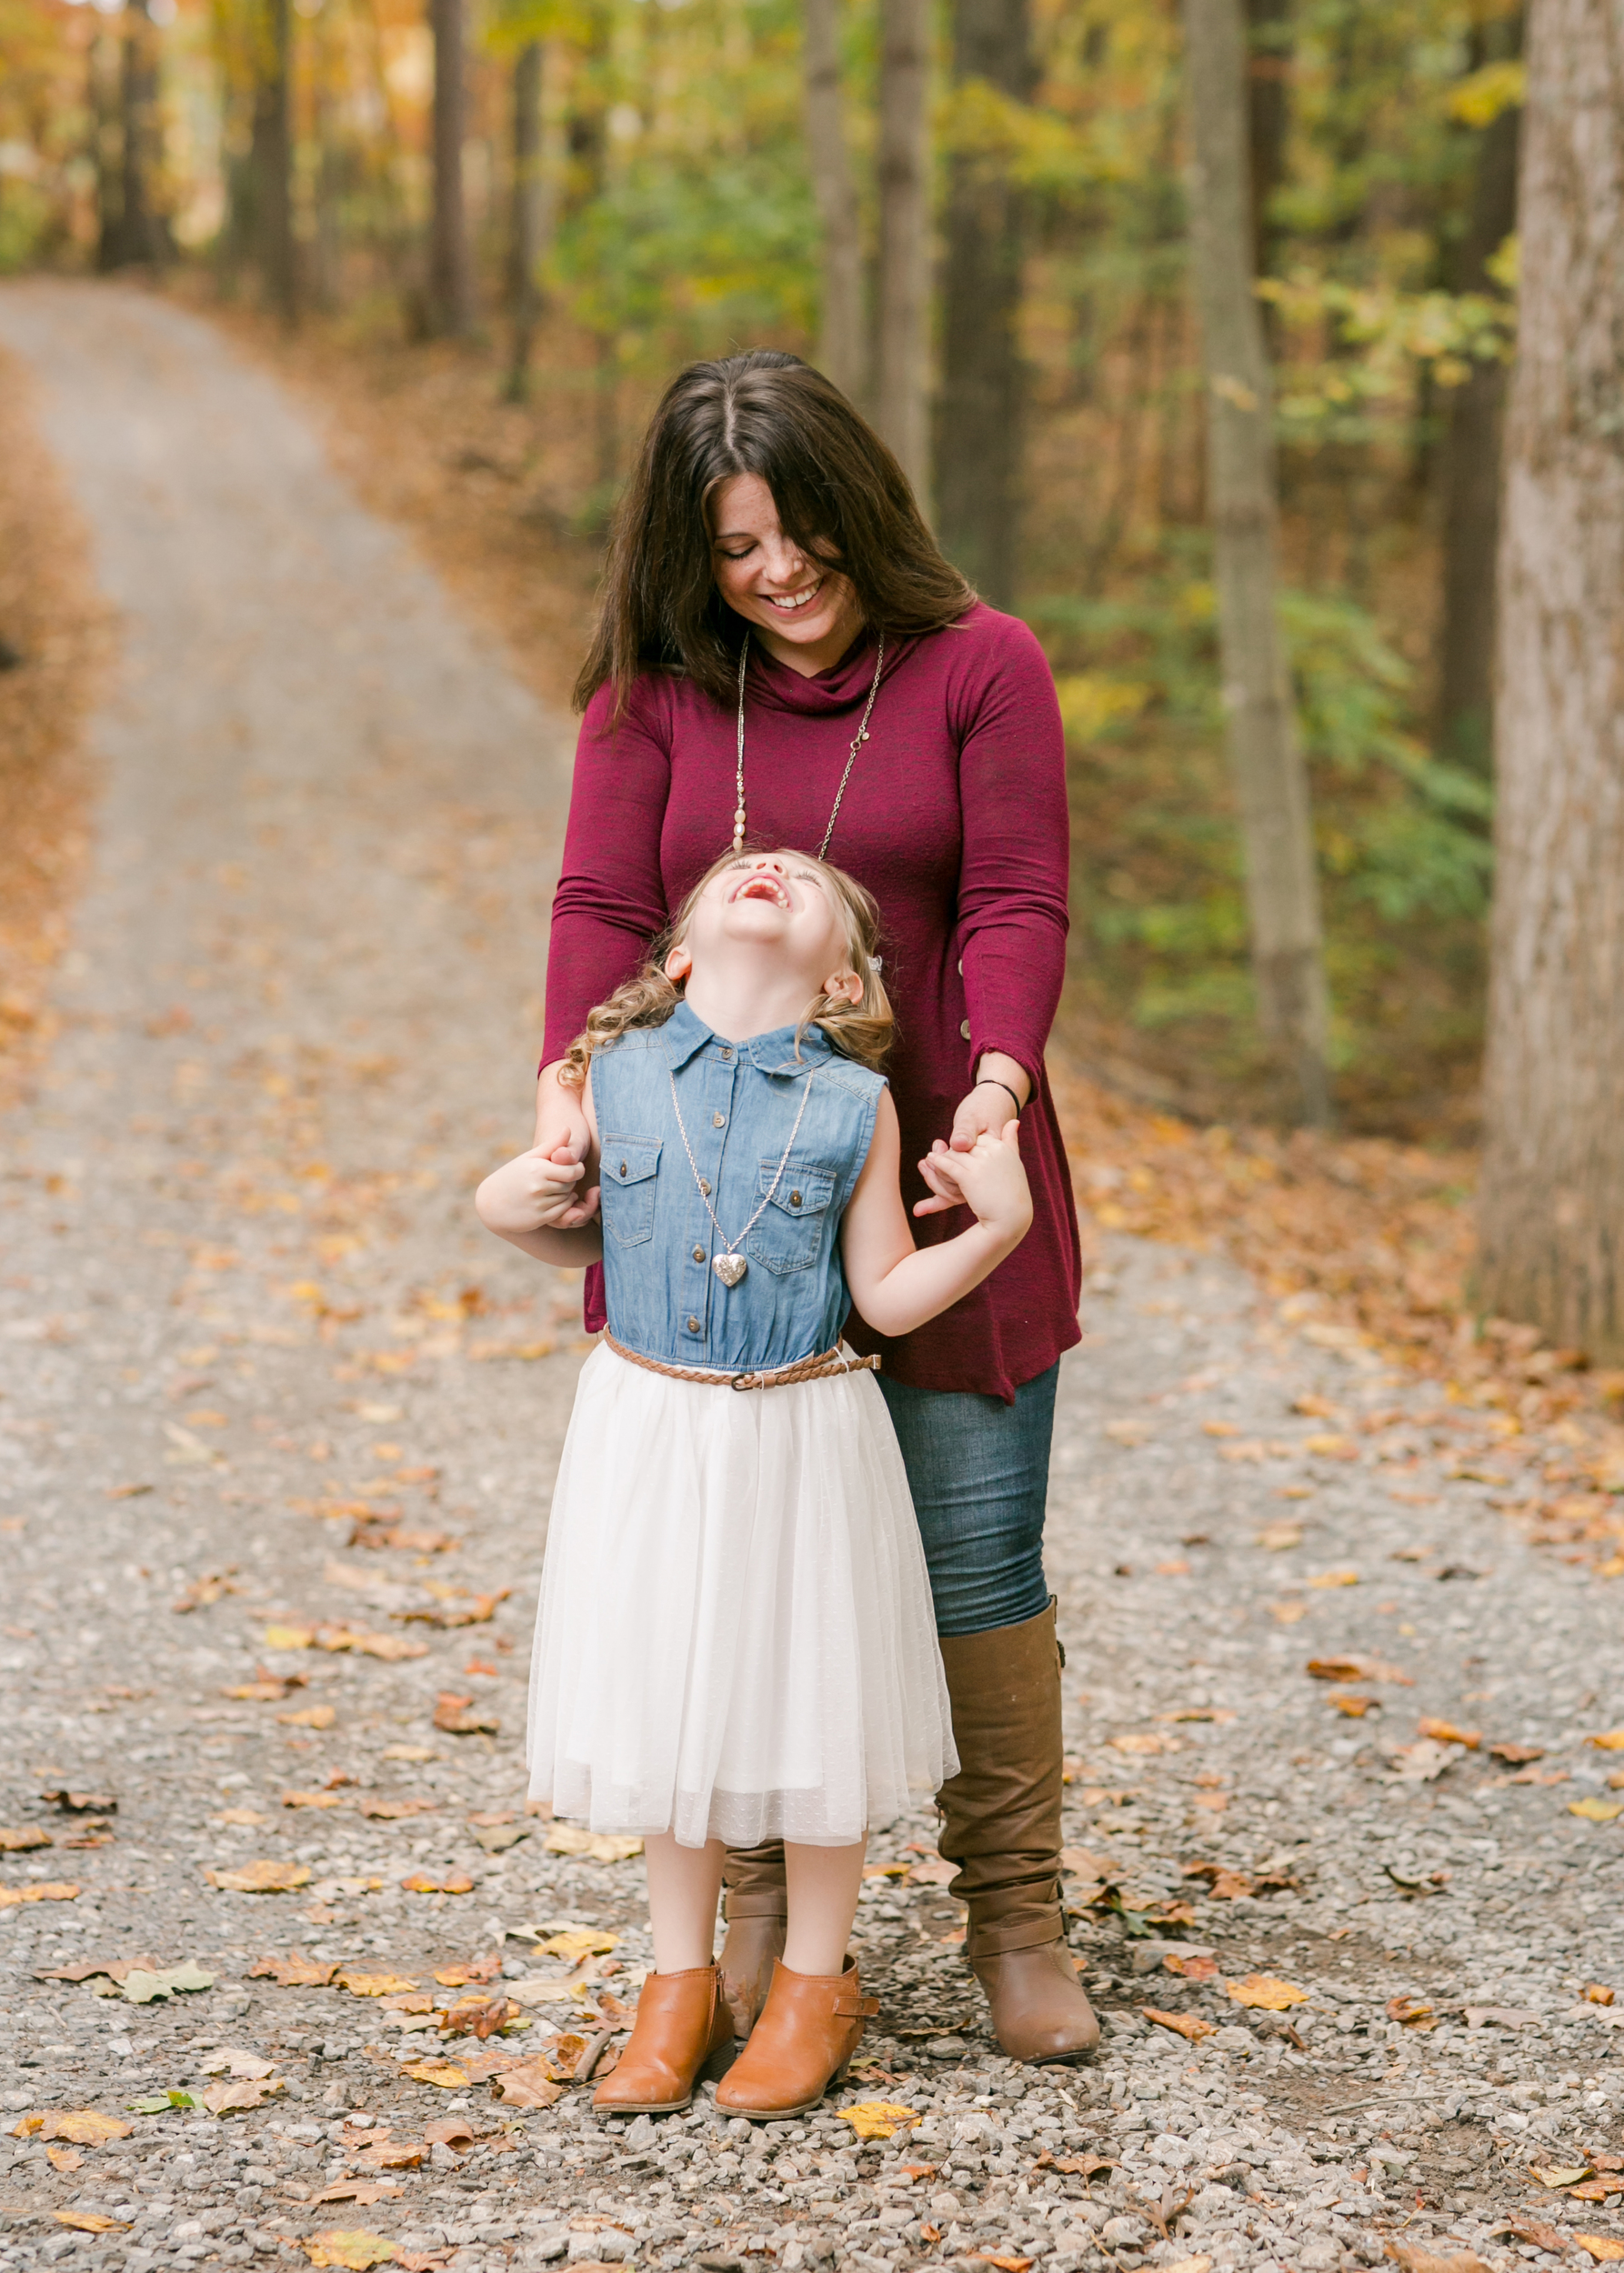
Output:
top-left (667, 1060), bottom-right (817, 1262)
top-left (733, 629), bottom-right (886, 858)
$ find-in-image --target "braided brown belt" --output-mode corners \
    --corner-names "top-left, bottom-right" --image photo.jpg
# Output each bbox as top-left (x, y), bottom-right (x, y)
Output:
top-left (603, 1329), bottom-right (881, 1394)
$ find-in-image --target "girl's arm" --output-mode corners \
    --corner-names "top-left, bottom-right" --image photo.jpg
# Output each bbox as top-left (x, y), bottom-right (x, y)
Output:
top-left (477, 1070), bottom-right (606, 1267)
top-left (841, 1089), bottom-right (1031, 1339)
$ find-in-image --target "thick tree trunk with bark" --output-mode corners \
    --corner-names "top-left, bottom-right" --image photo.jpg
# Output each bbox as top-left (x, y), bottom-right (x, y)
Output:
top-left (1183, 0), bottom-right (1329, 1123)
top-left (1435, 22), bottom-right (1521, 775)
top-left (876, 0), bottom-right (932, 512)
top-left (428, 0), bottom-right (473, 337)
top-left (1245, 0), bottom-right (1290, 281)
top-left (1479, 0), bottom-right (1624, 1357)
top-left (505, 39), bottom-right (547, 401)
top-left (254, 0), bottom-right (296, 326)
top-left (803, 0), bottom-right (866, 405)
top-left (936, 0), bottom-right (1031, 607)
top-left (105, 0), bottom-right (165, 269)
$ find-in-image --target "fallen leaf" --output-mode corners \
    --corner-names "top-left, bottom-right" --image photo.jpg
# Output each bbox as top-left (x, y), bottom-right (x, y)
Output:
top-left (338, 1972), bottom-right (422, 1998)
top-left (357, 2142), bottom-right (426, 2170)
top-left (1386, 1996), bottom-right (1435, 2028)
top-left (399, 1873), bottom-right (475, 1895)
top-left (38, 1788), bottom-right (112, 1811)
top-left (121, 1962), bottom-right (215, 2004)
top-left (198, 2050), bottom-right (278, 2078)
top-left (1385, 2250), bottom-right (1491, 2273)
top-left (45, 2143), bottom-right (83, 2174)
top-left (1533, 2168), bottom-right (1596, 2189)
top-left (1059, 1847), bottom-right (1118, 1881)
top-left (283, 1789), bottom-right (346, 1810)
top-left (1307, 1657), bottom-right (1412, 1685)
top-left (41, 2110), bottom-right (134, 2144)
top-left (491, 2062), bottom-right (566, 2108)
top-left (540, 1928), bottom-right (617, 1962)
top-left (301, 2230), bottom-right (400, 2269)
top-left (1489, 1741), bottom-right (1545, 1763)
top-left (1576, 2242), bottom-right (1624, 2264)
top-left (1386, 1738), bottom-right (1455, 1783)
top-left (0, 1882), bottom-right (79, 1907)
top-left (1108, 1732), bottom-right (1169, 1755)
top-left (356, 1796), bottom-right (436, 1819)
top-left (1158, 2259), bottom-right (1212, 2273)
top-left (250, 1954), bottom-right (340, 1986)
top-left (1162, 1951), bottom-right (1219, 1979)
top-left (1464, 2004), bottom-right (1541, 2028)
top-left (1329, 1693), bottom-right (1377, 1717)
top-left (53, 2212), bottom-right (128, 2234)
top-left (1308, 1568), bottom-right (1360, 1588)
top-left (1141, 2006), bottom-right (1216, 2041)
top-left (1269, 1600), bottom-right (1309, 1623)
top-left (838, 2101), bottom-right (921, 2141)
top-left (314, 2183), bottom-right (401, 2206)
top-left (404, 2060), bottom-right (470, 2088)
top-left (1571, 1798), bottom-right (1624, 1823)
top-left (439, 1994), bottom-right (518, 2038)
top-left (202, 2076), bottom-right (286, 2114)
top-left (1589, 1731), bottom-right (1624, 1751)
top-left (1418, 1718), bottom-right (1481, 1748)
top-left (1227, 1974), bottom-right (1309, 2011)
top-left (214, 1807), bottom-right (267, 1827)
top-left (431, 1693), bottom-right (499, 1735)
top-left (433, 1957), bottom-right (502, 1988)
top-left (224, 1681), bottom-right (295, 1703)
top-left (544, 1825), bottom-right (642, 1863)
top-left (1569, 2182), bottom-right (1624, 2203)
top-left (471, 1820), bottom-right (531, 1853)
top-left (264, 1626), bottom-right (316, 1651)
top-left (0, 1827), bottom-right (52, 1851)
top-left (1257, 1522), bottom-right (1303, 1550)
top-left (1588, 1985), bottom-right (1617, 2006)
top-left (1496, 2218), bottom-right (1568, 2252)
top-left (906, 1857), bottom-right (956, 1885)
top-left (967, 2257), bottom-right (1033, 2272)
top-left (281, 1705), bottom-right (337, 1729)
top-left (206, 1859), bottom-right (312, 1893)
top-left (423, 2117), bottom-right (477, 2149)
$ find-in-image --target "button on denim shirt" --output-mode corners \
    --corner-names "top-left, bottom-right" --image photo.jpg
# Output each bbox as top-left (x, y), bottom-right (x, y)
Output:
top-left (590, 999), bottom-right (887, 1372)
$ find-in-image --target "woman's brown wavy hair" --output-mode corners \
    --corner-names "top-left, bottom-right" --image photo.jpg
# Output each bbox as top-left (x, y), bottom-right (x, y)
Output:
top-left (558, 848), bottom-right (895, 1083)
top-left (575, 349), bottom-right (975, 717)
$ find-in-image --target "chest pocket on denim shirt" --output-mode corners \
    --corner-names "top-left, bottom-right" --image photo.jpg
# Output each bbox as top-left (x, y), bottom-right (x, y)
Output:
top-left (745, 1157), bottom-right (837, 1274)
top-left (599, 1135), bottom-right (661, 1246)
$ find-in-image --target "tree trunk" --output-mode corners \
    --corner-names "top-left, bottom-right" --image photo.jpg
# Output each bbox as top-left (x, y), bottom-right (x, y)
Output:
top-left (1478, 0), bottom-right (1624, 1357)
top-left (803, 0), bottom-right (867, 405)
top-left (1435, 20), bottom-right (1522, 776)
top-left (254, 0), bottom-right (296, 326)
top-left (1245, 0), bottom-right (1290, 281)
top-left (876, 0), bottom-right (932, 511)
top-left (1182, 0), bottom-right (1329, 1124)
top-left (505, 39), bottom-right (547, 400)
top-left (91, 25), bottom-right (121, 275)
top-left (107, 0), bottom-right (163, 269)
top-left (935, 0), bottom-right (1031, 607)
top-left (428, 0), bottom-right (473, 336)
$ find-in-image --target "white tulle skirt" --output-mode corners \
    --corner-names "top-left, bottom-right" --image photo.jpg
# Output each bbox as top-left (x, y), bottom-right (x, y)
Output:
top-left (526, 1342), bottom-right (957, 1848)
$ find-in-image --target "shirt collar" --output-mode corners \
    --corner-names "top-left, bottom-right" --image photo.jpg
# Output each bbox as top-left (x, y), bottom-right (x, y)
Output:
top-left (660, 998), bottom-right (834, 1077)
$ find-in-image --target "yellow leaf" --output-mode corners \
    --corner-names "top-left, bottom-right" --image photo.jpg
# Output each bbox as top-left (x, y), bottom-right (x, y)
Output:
top-left (1227, 1974), bottom-right (1309, 2011)
top-left (1308, 1568), bottom-right (1359, 1588)
top-left (264, 1626), bottom-right (315, 1651)
top-left (0, 1881), bottom-right (79, 1907)
top-left (1142, 2007), bottom-right (1216, 2042)
top-left (337, 1973), bottom-right (421, 1998)
top-left (1532, 2168), bottom-right (1596, 2189)
top-left (1418, 1718), bottom-right (1481, 1748)
top-left (206, 1859), bottom-right (313, 1892)
top-left (43, 2110), bottom-right (134, 2144)
top-left (301, 2231), bottom-right (399, 2269)
top-left (283, 1790), bottom-right (346, 1809)
top-left (399, 1873), bottom-right (474, 1895)
top-left (838, 2101), bottom-right (921, 2141)
top-left (404, 2060), bottom-right (469, 2089)
top-left (1569, 1798), bottom-right (1624, 1823)
top-left (544, 1825), bottom-right (643, 1862)
top-left (540, 1929), bottom-right (617, 1962)
top-left (1589, 1731), bottom-right (1624, 1750)
top-left (54, 2213), bottom-right (128, 2234)
top-left (280, 1705), bottom-right (336, 1728)
top-left (1575, 2240), bottom-right (1624, 2264)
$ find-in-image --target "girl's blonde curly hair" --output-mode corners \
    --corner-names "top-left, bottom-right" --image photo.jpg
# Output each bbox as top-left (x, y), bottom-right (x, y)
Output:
top-left (558, 847), bottom-right (894, 1085)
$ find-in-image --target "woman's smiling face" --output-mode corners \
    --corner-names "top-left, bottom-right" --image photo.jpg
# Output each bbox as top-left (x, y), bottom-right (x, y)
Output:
top-left (707, 473), bottom-right (863, 675)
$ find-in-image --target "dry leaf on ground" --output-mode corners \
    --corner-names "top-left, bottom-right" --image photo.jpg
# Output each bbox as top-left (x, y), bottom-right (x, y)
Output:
top-left (202, 2076), bottom-right (285, 2115)
top-left (1385, 2248), bottom-right (1491, 2273)
top-left (404, 2060), bottom-right (469, 2088)
top-left (338, 1972), bottom-right (421, 1998)
top-left (121, 1962), bottom-right (214, 2004)
top-left (301, 2231), bottom-right (399, 2269)
top-left (1589, 1731), bottom-right (1624, 1751)
top-left (250, 1954), bottom-right (339, 1987)
top-left (434, 1957), bottom-right (502, 1987)
top-left (431, 1692), bottom-right (499, 1735)
top-left (198, 2050), bottom-right (277, 2078)
top-left (42, 2110), bottom-right (134, 2144)
top-left (491, 2062), bottom-right (565, 2109)
top-left (314, 2183), bottom-right (400, 2207)
top-left (544, 1826), bottom-right (642, 1863)
top-left (1572, 1797), bottom-right (1624, 1823)
top-left (400, 1873), bottom-right (475, 1896)
top-left (1496, 2218), bottom-right (1568, 2252)
top-left (439, 1994), bottom-right (518, 2038)
top-left (1141, 2007), bottom-right (1216, 2041)
top-left (206, 1859), bottom-right (312, 1893)
top-left (0, 1827), bottom-right (52, 1851)
top-left (1386, 1996), bottom-right (1435, 2028)
top-left (281, 1705), bottom-right (337, 1729)
top-left (1386, 1739), bottom-right (1455, 1783)
top-left (1163, 1951), bottom-right (1219, 1979)
top-left (53, 2212), bottom-right (128, 2234)
top-left (1228, 1975), bottom-right (1309, 2011)
top-left (283, 1789), bottom-right (346, 1810)
top-left (1418, 1718), bottom-right (1482, 1747)
top-left (1489, 1741), bottom-right (1545, 1763)
top-left (0, 1881), bottom-right (79, 1907)
top-left (839, 2102), bottom-right (921, 2141)
top-left (1575, 2243), bottom-right (1624, 2264)
top-left (39, 1789), bottom-right (115, 1813)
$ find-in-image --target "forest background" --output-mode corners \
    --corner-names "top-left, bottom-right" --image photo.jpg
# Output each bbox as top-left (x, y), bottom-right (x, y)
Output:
top-left (0, 0), bottom-right (1526, 1146)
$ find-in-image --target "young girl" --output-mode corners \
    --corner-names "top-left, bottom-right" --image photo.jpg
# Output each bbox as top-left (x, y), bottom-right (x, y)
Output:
top-left (475, 846), bottom-right (1033, 2120)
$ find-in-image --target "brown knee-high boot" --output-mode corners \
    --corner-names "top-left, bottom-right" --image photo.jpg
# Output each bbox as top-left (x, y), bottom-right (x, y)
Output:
top-left (718, 1838), bottom-right (787, 2039)
top-left (937, 1598), bottom-right (1099, 2064)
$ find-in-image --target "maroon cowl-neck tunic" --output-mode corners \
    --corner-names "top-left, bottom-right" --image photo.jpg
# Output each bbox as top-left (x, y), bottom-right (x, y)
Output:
top-left (541, 600), bottom-right (1082, 1400)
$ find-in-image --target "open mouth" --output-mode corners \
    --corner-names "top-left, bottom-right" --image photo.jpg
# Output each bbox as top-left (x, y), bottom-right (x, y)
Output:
top-left (730, 874), bottom-right (792, 910)
top-left (766, 577), bottom-right (824, 615)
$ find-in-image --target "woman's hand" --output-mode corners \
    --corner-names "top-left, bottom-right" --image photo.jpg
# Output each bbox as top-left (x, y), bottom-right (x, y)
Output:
top-left (915, 1053), bottom-right (1031, 1215)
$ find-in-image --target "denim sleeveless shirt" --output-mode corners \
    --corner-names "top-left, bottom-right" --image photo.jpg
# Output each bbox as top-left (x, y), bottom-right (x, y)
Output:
top-left (589, 999), bottom-right (887, 1373)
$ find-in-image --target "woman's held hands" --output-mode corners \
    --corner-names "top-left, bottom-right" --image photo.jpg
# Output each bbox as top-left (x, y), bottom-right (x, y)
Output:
top-left (915, 1122), bottom-right (1031, 1247)
top-left (476, 1143), bottom-right (601, 1237)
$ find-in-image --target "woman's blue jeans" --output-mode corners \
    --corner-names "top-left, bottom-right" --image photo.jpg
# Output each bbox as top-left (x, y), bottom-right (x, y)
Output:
top-left (877, 1362), bottom-right (1059, 1638)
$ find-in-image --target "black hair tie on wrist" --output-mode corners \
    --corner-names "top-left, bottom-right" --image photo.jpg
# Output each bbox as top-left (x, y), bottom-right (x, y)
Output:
top-left (974, 1077), bottom-right (1024, 1117)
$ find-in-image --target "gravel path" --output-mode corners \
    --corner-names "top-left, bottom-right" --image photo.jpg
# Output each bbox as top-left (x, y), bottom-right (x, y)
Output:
top-left (2, 278), bottom-right (1622, 2273)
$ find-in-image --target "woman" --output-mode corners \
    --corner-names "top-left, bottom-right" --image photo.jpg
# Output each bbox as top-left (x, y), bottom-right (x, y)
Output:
top-left (532, 348), bottom-right (1095, 2066)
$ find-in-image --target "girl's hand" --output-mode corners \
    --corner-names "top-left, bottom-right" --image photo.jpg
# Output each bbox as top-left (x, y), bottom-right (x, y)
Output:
top-left (939, 1119), bottom-right (1032, 1245)
top-left (476, 1144), bottom-right (601, 1238)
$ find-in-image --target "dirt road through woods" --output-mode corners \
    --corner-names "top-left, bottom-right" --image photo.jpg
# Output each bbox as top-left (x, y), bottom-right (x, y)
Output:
top-left (2, 279), bottom-right (1623, 2273)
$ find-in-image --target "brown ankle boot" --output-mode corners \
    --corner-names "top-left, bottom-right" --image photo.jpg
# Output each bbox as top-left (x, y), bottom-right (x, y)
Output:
top-left (715, 1958), bottom-right (877, 2119)
top-left (592, 1962), bottom-right (734, 2114)
top-left (937, 1599), bottom-right (1100, 2066)
top-left (718, 1839), bottom-right (787, 2038)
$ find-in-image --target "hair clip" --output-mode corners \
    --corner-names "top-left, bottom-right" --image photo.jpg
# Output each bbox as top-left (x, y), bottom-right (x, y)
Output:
top-left (867, 956), bottom-right (882, 973)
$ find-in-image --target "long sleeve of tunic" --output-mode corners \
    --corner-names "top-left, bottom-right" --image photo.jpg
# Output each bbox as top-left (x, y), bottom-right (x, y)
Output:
top-left (539, 601), bottom-right (1082, 1399)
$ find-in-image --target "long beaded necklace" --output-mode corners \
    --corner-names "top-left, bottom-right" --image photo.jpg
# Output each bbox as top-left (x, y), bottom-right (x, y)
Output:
top-left (732, 628), bottom-right (887, 857)
top-left (667, 1061), bottom-right (817, 1287)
